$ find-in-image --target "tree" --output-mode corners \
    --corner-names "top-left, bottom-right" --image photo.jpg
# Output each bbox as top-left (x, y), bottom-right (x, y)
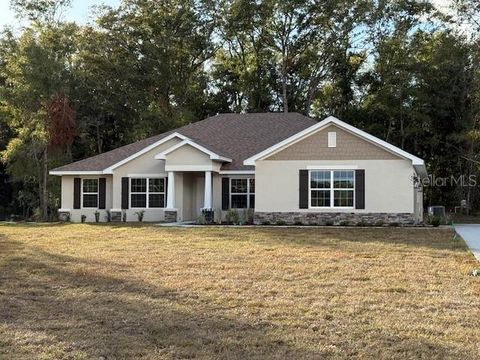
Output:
top-left (94, 0), bottom-right (218, 138)
top-left (0, 15), bottom-right (78, 220)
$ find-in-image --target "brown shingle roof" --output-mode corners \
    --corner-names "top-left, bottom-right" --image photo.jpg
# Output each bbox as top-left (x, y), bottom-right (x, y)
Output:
top-left (52, 112), bottom-right (317, 172)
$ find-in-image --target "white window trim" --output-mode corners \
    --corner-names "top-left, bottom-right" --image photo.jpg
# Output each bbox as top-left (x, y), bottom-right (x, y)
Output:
top-left (230, 178), bottom-right (255, 209)
top-left (308, 170), bottom-right (355, 209)
top-left (81, 178), bottom-right (99, 209)
top-left (130, 177), bottom-right (166, 209)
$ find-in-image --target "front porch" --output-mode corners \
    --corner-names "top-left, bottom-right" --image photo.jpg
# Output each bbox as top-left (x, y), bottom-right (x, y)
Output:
top-left (164, 170), bottom-right (214, 223)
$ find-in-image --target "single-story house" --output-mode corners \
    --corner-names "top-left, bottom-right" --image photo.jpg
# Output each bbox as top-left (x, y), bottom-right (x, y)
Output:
top-left (50, 113), bottom-right (426, 224)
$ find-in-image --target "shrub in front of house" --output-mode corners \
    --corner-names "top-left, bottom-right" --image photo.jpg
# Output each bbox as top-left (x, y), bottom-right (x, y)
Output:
top-left (427, 215), bottom-right (444, 227)
top-left (135, 210), bottom-right (145, 222)
top-left (226, 209), bottom-right (239, 225)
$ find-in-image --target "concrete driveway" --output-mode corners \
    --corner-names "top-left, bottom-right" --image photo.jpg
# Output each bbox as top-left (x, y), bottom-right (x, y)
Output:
top-left (454, 224), bottom-right (480, 261)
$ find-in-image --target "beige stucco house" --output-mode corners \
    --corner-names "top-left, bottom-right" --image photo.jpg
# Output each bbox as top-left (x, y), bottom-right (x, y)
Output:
top-left (50, 113), bottom-right (427, 224)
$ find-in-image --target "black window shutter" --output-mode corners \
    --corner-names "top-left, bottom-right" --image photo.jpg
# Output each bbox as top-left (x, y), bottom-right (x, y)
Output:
top-left (355, 170), bottom-right (365, 209)
top-left (164, 177), bottom-right (168, 207)
top-left (73, 177), bottom-right (81, 209)
top-left (99, 178), bottom-right (106, 209)
top-left (121, 177), bottom-right (129, 209)
top-left (299, 170), bottom-right (309, 209)
top-left (221, 177), bottom-right (230, 210)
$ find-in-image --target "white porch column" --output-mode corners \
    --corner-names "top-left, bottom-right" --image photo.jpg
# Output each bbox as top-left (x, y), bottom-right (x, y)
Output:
top-left (166, 171), bottom-right (175, 208)
top-left (203, 171), bottom-right (212, 209)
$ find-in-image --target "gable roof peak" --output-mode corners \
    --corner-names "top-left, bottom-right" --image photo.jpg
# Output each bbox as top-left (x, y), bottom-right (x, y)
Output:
top-left (243, 115), bottom-right (426, 177)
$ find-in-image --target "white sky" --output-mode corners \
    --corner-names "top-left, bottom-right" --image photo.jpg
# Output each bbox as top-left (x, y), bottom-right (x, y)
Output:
top-left (0, 0), bottom-right (120, 28)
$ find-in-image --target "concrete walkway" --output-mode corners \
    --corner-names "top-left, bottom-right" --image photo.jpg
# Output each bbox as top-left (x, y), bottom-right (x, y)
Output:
top-left (454, 224), bottom-right (480, 261)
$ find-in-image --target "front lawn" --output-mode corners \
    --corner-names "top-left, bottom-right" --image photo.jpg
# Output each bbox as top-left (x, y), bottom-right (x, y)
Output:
top-left (0, 225), bottom-right (478, 359)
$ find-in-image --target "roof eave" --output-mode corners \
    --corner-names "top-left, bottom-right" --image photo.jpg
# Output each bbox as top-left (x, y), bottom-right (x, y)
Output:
top-left (154, 139), bottom-right (232, 163)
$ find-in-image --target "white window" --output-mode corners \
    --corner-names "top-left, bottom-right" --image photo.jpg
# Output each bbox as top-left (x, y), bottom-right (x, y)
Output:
top-left (310, 170), bottom-right (354, 208)
top-left (231, 178), bottom-right (255, 209)
top-left (328, 132), bottom-right (337, 147)
top-left (130, 178), bottom-right (166, 208)
top-left (82, 179), bottom-right (98, 208)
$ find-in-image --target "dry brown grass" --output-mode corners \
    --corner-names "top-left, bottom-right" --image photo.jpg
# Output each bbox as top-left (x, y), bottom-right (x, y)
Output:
top-left (0, 224), bottom-right (479, 359)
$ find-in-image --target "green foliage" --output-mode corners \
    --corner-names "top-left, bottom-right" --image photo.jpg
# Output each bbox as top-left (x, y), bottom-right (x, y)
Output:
top-left (226, 209), bottom-right (239, 225)
top-left (427, 215), bottom-right (444, 227)
top-left (1, 0), bottom-right (480, 219)
top-left (135, 210), bottom-right (145, 222)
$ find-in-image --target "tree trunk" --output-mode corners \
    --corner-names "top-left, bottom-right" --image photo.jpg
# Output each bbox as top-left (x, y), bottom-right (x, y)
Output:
top-left (282, 60), bottom-right (288, 113)
top-left (96, 119), bottom-right (102, 154)
top-left (42, 147), bottom-right (48, 222)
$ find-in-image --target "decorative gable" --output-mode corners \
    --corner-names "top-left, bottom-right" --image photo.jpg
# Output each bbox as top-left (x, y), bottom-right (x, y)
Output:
top-left (265, 125), bottom-right (401, 161)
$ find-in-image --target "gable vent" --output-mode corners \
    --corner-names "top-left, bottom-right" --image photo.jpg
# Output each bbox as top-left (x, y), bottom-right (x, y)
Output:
top-left (328, 132), bottom-right (337, 148)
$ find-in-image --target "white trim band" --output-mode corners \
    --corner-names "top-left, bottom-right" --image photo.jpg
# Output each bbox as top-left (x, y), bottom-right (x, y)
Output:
top-left (306, 165), bottom-right (358, 170)
top-left (219, 170), bottom-right (255, 175)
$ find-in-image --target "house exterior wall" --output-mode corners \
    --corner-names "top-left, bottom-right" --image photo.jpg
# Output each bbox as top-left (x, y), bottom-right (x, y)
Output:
top-left (267, 125), bottom-right (400, 160)
top-left (110, 138), bottom-right (181, 222)
top-left (60, 175), bottom-right (113, 222)
top-left (254, 159), bottom-right (417, 224)
top-left (56, 121), bottom-right (424, 224)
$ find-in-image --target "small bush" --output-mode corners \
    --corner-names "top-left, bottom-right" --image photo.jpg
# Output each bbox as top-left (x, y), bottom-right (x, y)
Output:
top-left (427, 215), bottom-right (443, 227)
top-left (375, 219), bottom-right (384, 227)
top-left (294, 220), bottom-right (304, 226)
top-left (94, 211), bottom-right (100, 223)
top-left (261, 220), bottom-right (271, 225)
top-left (197, 212), bottom-right (206, 225)
top-left (276, 220), bottom-right (286, 226)
top-left (339, 220), bottom-right (349, 226)
top-left (135, 210), bottom-right (145, 222)
top-left (238, 211), bottom-right (247, 226)
top-left (226, 209), bottom-right (239, 224)
top-left (325, 220), bottom-right (334, 226)
top-left (81, 214), bottom-right (86, 223)
top-left (389, 222), bottom-right (400, 227)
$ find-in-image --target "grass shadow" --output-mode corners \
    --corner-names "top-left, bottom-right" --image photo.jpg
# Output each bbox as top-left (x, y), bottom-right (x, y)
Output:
top-left (0, 236), bottom-right (319, 359)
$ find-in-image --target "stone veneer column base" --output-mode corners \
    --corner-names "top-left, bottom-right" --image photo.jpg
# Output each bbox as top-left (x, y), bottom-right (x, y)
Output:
top-left (110, 211), bottom-right (122, 222)
top-left (164, 210), bottom-right (178, 223)
top-left (254, 212), bottom-right (416, 226)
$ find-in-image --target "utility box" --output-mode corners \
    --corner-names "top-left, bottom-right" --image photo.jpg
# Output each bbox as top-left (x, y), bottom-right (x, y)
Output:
top-left (428, 206), bottom-right (445, 218)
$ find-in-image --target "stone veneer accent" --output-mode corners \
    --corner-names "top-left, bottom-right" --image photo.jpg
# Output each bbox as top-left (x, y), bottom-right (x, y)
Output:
top-left (254, 212), bottom-right (417, 225)
top-left (164, 210), bottom-right (177, 223)
top-left (110, 211), bottom-right (122, 222)
top-left (58, 211), bottom-right (71, 222)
